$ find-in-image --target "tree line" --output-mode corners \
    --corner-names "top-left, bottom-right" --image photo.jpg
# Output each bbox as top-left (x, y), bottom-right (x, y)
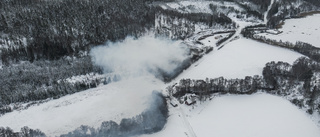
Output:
top-left (168, 57), bottom-right (320, 115)
top-left (0, 126), bottom-right (45, 137)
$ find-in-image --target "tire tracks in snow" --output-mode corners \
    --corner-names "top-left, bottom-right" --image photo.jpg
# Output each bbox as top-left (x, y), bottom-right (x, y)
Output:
top-left (178, 107), bottom-right (197, 137)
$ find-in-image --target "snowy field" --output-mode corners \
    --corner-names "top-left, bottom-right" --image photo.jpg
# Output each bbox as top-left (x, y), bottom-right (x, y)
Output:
top-left (145, 93), bottom-right (320, 137)
top-left (257, 14), bottom-right (320, 47)
top-left (176, 37), bottom-right (304, 80)
top-left (0, 76), bottom-right (165, 136)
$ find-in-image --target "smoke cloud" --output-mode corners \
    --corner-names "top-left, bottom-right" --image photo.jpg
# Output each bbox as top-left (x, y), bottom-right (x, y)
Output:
top-left (73, 35), bottom-right (187, 136)
top-left (90, 35), bottom-right (189, 80)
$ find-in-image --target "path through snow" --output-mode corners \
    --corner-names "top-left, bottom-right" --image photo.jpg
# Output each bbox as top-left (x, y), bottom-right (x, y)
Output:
top-left (178, 107), bottom-right (197, 137)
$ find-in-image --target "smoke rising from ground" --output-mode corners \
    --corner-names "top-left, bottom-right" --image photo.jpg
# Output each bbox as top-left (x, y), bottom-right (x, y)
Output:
top-left (90, 35), bottom-right (189, 80)
top-left (66, 35), bottom-right (179, 136)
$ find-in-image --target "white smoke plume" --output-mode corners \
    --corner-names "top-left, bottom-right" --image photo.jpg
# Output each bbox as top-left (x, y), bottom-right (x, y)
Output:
top-left (90, 35), bottom-right (189, 80)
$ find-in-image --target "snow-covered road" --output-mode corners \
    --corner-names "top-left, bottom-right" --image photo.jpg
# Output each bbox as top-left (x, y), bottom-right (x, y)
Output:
top-left (178, 107), bottom-right (197, 137)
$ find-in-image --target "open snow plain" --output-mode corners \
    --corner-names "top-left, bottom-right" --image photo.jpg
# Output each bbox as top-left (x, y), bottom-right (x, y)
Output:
top-left (176, 38), bottom-right (304, 80)
top-left (257, 14), bottom-right (320, 47)
top-left (145, 93), bottom-right (320, 137)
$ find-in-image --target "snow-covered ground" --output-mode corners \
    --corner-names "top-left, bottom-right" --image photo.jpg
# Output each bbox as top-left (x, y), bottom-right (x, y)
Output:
top-left (0, 76), bottom-right (165, 137)
top-left (258, 14), bottom-right (320, 47)
top-left (145, 93), bottom-right (320, 137)
top-left (175, 38), bottom-right (303, 80)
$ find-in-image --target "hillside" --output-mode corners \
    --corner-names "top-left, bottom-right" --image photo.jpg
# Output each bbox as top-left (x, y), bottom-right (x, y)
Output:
top-left (1, 0), bottom-right (320, 137)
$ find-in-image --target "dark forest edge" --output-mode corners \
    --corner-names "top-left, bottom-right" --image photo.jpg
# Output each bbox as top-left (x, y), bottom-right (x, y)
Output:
top-left (0, 0), bottom-right (157, 64)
